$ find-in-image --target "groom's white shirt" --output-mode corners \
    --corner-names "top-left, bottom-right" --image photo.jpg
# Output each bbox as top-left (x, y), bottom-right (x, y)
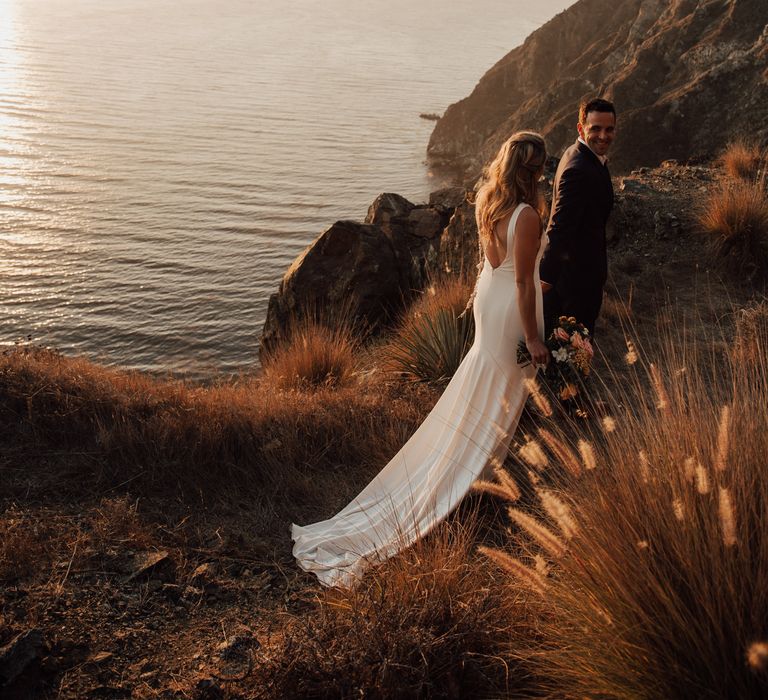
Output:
top-left (578, 136), bottom-right (608, 165)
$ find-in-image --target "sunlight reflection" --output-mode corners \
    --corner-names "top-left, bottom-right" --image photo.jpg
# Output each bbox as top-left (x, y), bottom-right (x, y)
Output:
top-left (0, 0), bottom-right (42, 250)
top-left (0, 0), bottom-right (21, 99)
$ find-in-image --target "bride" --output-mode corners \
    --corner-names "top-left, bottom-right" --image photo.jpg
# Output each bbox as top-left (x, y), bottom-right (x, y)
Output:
top-left (292, 131), bottom-right (550, 588)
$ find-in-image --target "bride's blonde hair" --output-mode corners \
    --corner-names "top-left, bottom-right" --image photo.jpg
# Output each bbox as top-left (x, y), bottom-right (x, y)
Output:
top-left (475, 130), bottom-right (547, 247)
top-left (459, 131), bottom-right (547, 317)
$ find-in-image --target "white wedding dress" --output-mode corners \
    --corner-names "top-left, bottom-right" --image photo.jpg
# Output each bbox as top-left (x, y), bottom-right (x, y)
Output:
top-left (292, 202), bottom-right (545, 587)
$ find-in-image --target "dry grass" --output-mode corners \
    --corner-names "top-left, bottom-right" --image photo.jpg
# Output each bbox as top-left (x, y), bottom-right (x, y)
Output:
top-left (483, 319), bottom-right (768, 699)
top-left (255, 513), bottom-right (538, 699)
top-left (0, 344), bottom-right (434, 507)
top-left (381, 276), bottom-right (474, 383)
top-left (720, 140), bottom-right (766, 181)
top-left (261, 316), bottom-right (359, 390)
top-left (698, 177), bottom-right (768, 283)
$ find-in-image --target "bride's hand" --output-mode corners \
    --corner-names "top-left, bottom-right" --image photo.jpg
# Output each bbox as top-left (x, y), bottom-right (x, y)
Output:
top-left (526, 337), bottom-right (550, 367)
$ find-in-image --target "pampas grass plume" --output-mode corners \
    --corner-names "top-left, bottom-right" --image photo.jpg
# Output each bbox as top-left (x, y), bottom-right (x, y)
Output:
top-left (625, 339), bottom-right (638, 365)
top-left (578, 439), bottom-right (597, 470)
top-left (537, 489), bottom-right (578, 539)
top-left (519, 437), bottom-right (548, 470)
top-left (525, 378), bottom-right (552, 417)
top-left (538, 428), bottom-right (582, 477)
top-left (716, 405), bottom-right (731, 471)
top-left (478, 545), bottom-right (547, 595)
top-left (695, 462), bottom-right (710, 494)
top-left (638, 449), bottom-right (651, 484)
top-left (493, 466), bottom-right (521, 501)
top-left (672, 498), bottom-right (685, 522)
top-left (650, 363), bottom-right (669, 410)
top-left (507, 507), bottom-right (566, 559)
top-left (718, 486), bottom-right (737, 546)
top-left (747, 641), bottom-right (768, 674)
top-left (472, 480), bottom-right (516, 502)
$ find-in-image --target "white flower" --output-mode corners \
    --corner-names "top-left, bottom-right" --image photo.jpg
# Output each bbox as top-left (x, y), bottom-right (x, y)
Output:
top-left (552, 348), bottom-right (569, 362)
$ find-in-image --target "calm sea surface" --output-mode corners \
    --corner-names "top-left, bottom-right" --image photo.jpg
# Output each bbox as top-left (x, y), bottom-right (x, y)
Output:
top-left (0, 0), bottom-right (573, 377)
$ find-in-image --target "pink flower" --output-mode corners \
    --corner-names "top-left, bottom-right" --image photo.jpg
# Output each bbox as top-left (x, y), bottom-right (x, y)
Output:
top-left (555, 327), bottom-right (570, 342)
top-left (582, 337), bottom-right (594, 357)
top-left (571, 332), bottom-right (584, 349)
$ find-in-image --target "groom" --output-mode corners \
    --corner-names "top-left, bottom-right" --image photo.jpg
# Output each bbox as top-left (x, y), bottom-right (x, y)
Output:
top-left (540, 98), bottom-right (616, 336)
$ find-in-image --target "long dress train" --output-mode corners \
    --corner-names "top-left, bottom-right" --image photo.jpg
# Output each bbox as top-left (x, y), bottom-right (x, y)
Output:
top-left (292, 202), bottom-right (546, 587)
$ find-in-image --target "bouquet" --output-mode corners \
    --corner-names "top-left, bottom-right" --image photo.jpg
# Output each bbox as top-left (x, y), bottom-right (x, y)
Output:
top-left (517, 316), bottom-right (593, 400)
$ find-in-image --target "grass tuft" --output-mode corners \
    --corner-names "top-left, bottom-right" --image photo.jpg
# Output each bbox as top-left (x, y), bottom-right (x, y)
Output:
top-left (698, 178), bottom-right (768, 283)
top-left (382, 276), bottom-right (474, 383)
top-left (261, 316), bottom-right (359, 390)
top-left (720, 140), bottom-right (766, 181)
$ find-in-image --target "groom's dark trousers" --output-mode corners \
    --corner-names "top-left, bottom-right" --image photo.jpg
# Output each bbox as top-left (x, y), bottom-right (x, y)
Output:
top-left (540, 140), bottom-right (614, 337)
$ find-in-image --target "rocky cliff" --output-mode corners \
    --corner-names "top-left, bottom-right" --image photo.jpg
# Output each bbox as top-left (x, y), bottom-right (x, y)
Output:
top-left (427, 0), bottom-right (768, 178)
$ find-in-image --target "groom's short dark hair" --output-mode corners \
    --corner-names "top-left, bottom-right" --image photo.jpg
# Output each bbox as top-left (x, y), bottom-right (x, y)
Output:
top-left (579, 98), bottom-right (616, 124)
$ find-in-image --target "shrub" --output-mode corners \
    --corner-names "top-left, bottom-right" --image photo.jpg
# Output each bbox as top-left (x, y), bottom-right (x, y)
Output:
top-left (255, 514), bottom-right (537, 699)
top-left (261, 316), bottom-right (359, 390)
top-left (720, 140), bottom-right (766, 181)
top-left (483, 330), bottom-right (768, 699)
top-left (383, 276), bottom-right (474, 383)
top-left (699, 179), bottom-right (768, 283)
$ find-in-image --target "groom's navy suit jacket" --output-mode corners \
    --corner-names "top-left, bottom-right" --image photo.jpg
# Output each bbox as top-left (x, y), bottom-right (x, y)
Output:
top-left (539, 139), bottom-right (614, 334)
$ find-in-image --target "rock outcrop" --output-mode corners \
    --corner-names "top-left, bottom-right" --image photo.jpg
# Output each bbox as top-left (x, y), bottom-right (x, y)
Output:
top-left (260, 192), bottom-right (464, 352)
top-left (427, 0), bottom-right (768, 178)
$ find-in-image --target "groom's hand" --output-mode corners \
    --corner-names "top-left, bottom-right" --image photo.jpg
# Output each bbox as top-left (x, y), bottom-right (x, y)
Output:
top-left (541, 281), bottom-right (553, 293)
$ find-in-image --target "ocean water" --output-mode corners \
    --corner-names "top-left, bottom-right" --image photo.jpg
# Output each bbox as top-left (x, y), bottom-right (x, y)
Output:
top-left (0, 0), bottom-right (573, 377)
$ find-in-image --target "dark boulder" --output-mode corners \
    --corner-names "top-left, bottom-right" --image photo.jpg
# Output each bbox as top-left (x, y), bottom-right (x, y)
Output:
top-left (260, 194), bottom-right (454, 353)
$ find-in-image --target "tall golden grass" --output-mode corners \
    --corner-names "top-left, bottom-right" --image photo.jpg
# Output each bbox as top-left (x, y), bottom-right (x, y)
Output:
top-left (482, 320), bottom-right (768, 698)
top-left (255, 512), bottom-right (538, 699)
top-left (382, 276), bottom-right (474, 383)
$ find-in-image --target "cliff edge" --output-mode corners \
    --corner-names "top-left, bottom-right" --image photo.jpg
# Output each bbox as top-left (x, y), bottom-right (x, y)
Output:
top-left (427, 0), bottom-right (768, 177)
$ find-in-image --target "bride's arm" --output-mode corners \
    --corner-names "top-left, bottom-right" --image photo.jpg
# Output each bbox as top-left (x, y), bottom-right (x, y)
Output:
top-left (514, 207), bottom-right (549, 366)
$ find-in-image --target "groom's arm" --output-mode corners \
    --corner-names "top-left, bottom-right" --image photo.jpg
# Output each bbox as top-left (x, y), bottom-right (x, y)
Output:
top-left (539, 166), bottom-right (587, 287)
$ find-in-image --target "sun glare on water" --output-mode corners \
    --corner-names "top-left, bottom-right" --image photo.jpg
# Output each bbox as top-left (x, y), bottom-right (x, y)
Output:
top-left (0, 0), bottom-right (30, 217)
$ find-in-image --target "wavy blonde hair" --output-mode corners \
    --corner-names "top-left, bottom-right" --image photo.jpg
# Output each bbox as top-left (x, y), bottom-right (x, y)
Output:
top-left (475, 131), bottom-right (547, 248)
top-left (459, 131), bottom-right (547, 317)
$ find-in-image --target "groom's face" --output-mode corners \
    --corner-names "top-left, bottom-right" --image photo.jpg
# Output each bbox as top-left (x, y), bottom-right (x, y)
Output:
top-left (577, 110), bottom-right (616, 157)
